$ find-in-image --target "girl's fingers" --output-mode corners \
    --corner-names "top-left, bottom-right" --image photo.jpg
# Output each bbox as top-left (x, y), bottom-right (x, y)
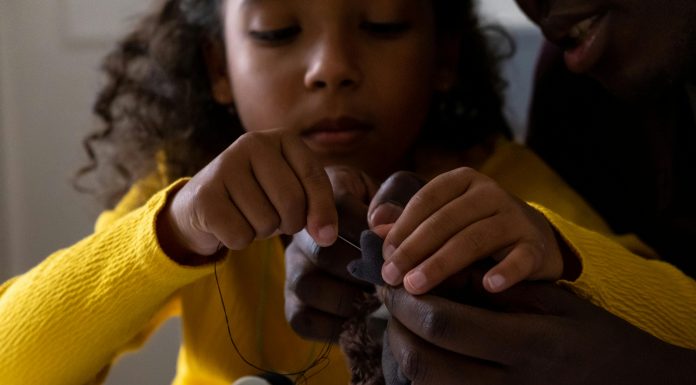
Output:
top-left (198, 186), bottom-right (255, 250)
top-left (224, 168), bottom-right (282, 239)
top-left (249, 150), bottom-right (308, 236)
top-left (281, 135), bottom-right (338, 246)
top-left (372, 223), bottom-right (393, 239)
top-left (382, 169), bottom-right (477, 259)
top-left (382, 171), bottom-right (503, 286)
top-left (483, 245), bottom-right (540, 293)
top-left (401, 215), bottom-right (514, 294)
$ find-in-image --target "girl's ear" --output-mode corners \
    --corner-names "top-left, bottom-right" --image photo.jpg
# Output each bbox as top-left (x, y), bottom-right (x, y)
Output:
top-left (435, 33), bottom-right (462, 92)
top-left (203, 39), bottom-right (235, 105)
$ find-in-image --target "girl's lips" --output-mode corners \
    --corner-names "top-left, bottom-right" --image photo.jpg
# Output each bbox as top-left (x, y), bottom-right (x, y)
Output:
top-left (563, 12), bottom-right (609, 74)
top-left (302, 117), bottom-right (372, 151)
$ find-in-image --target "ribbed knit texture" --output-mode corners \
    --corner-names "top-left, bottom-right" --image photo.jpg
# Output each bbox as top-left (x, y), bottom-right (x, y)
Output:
top-left (0, 179), bottom-right (211, 384)
top-left (535, 204), bottom-right (696, 349)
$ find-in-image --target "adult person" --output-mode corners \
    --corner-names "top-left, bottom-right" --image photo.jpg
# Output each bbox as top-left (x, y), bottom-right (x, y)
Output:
top-left (381, 0), bottom-right (696, 383)
top-left (286, 0), bottom-right (696, 383)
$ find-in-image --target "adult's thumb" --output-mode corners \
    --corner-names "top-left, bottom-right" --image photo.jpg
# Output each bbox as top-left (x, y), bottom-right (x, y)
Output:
top-left (368, 171), bottom-right (425, 227)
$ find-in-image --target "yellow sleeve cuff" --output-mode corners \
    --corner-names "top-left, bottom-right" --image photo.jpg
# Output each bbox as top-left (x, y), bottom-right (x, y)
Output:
top-left (529, 202), bottom-right (696, 349)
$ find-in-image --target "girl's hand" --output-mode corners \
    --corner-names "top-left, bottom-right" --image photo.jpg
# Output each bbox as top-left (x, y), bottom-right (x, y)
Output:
top-left (158, 128), bottom-right (337, 264)
top-left (379, 167), bottom-right (564, 294)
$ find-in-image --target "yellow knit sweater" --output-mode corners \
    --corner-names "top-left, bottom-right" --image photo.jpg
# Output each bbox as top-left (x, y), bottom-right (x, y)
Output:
top-left (1, 139), bottom-right (694, 385)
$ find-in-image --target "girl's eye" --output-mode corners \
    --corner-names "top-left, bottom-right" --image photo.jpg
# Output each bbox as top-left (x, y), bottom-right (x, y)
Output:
top-left (361, 21), bottom-right (412, 38)
top-left (248, 26), bottom-right (300, 44)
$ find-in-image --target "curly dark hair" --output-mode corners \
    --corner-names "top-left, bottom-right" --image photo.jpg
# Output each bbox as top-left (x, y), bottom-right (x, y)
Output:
top-left (76, 0), bottom-right (511, 208)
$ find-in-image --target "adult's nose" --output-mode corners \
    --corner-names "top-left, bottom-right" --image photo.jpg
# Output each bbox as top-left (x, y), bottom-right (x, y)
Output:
top-left (304, 35), bottom-right (362, 92)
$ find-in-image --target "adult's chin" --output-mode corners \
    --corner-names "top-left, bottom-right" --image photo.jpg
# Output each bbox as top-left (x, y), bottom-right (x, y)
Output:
top-left (590, 41), bottom-right (692, 102)
top-left (592, 65), bottom-right (682, 103)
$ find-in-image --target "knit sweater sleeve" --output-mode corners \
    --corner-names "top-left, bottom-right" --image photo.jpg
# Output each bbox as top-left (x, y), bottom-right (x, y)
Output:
top-left (480, 139), bottom-right (696, 350)
top-left (531, 203), bottom-right (696, 350)
top-left (0, 179), bottom-right (212, 385)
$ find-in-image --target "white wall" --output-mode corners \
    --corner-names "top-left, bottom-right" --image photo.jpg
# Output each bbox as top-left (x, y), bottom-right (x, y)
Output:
top-left (0, 0), bottom-right (542, 384)
top-left (0, 1), bottom-right (181, 384)
top-left (0, 0), bottom-right (151, 275)
top-left (479, 0), bottom-right (543, 138)
top-left (0, 0), bottom-right (9, 280)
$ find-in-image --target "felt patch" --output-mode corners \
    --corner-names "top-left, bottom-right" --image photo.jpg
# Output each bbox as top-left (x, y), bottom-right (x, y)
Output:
top-left (347, 230), bottom-right (386, 285)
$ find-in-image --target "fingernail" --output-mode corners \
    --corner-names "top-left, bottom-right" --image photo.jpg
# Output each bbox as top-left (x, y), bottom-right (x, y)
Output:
top-left (405, 271), bottom-right (427, 292)
top-left (369, 202), bottom-right (404, 226)
top-left (383, 243), bottom-right (396, 260)
top-left (317, 225), bottom-right (337, 246)
top-left (486, 274), bottom-right (506, 292)
top-left (382, 261), bottom-right (402, 286)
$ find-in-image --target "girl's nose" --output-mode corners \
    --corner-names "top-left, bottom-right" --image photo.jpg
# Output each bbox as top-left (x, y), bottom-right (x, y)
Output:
top-left (304, 36), bottom-right (361, 91)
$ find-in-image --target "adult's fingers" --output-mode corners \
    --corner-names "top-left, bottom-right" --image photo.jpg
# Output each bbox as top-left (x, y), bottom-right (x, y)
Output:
top-left (386, 316), bottom-right (506, 385)
top-left (284, 234), bottom-right (370, 340)
top-left (432, 265), bottom-right (578, 316)
top-left (291, 230), bottom-right (364, 282)
top-left (368, 171), bottom-right (426, 227)
top-left (284, 291), bottom-right (346, 342)
top-left (381, 286), bottom-right (539, 365)
top-left (285, 260), bottom-right (367, 318)
top-left (284, 240), bottom-right (366, 341)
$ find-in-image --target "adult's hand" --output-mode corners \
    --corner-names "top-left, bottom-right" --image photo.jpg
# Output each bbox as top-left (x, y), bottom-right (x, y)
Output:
top-left (284, 170), bottom-right (425, 341)
top-left (382, 267), bottom-right (696, 385)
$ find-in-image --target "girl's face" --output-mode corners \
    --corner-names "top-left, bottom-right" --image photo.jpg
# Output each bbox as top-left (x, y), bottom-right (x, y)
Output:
top-left (219, 0), bottom-right (453, 179)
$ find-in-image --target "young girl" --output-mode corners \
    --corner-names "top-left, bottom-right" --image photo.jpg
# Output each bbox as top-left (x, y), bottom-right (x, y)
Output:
top-left (0, 1), bottom-right (693, 385)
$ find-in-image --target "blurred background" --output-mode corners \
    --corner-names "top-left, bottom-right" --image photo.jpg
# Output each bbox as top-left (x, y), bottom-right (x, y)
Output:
top-left (0, 0), bottom-right (542, 383)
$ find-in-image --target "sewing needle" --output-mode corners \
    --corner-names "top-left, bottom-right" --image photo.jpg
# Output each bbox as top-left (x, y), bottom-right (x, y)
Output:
top-left (337, 234), bottom-right (362, 252)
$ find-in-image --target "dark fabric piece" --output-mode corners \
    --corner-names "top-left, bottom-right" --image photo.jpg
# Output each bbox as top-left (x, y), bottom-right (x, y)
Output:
top-left (347, 231), bottom-right (387, 285)
top-left (527, 42), bottom-right (696, 277)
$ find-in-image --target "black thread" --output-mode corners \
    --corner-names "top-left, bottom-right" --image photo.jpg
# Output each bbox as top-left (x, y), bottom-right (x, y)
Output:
top-left (214, 261), bottom-right (335, 384)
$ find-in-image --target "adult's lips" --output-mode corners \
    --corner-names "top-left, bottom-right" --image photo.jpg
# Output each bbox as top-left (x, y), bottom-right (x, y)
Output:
top-left (539, 9), bottom-right (609, 73)
top-left (539, 8), bottom-right (604, 47)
